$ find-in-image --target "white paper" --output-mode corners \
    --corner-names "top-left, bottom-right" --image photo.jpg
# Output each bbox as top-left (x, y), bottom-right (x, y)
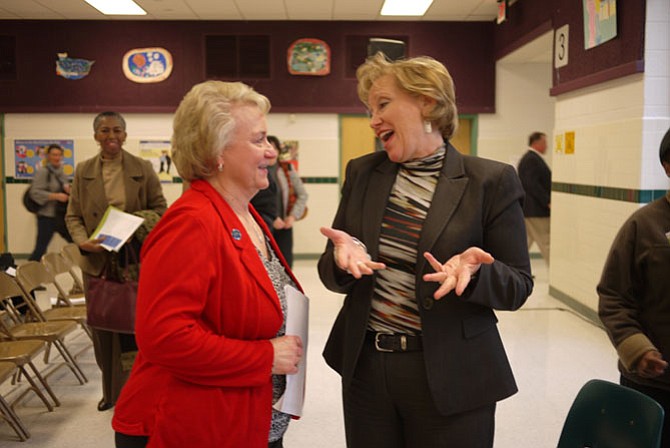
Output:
top-left (4, 267), bottom-right (16, 277)
top-left (50, 296), bottom-right (86, 306)
top-left (90, 206), bottom-right (144, 252)
top-left (273, 284), bottom-right (309, 417)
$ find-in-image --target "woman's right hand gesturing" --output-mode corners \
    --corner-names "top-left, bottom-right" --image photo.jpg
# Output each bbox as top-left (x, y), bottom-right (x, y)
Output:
top-left (270, 335), bottom-right (303, 375)
top-left (320, 227), bottom-right (385, 279)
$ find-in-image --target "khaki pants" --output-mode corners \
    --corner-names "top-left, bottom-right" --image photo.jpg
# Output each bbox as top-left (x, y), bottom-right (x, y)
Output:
top-left (525, 217), bottom-right (550, 265)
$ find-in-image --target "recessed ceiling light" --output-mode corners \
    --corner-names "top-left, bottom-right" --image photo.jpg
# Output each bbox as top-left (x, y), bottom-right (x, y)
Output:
top-left (380, 0), bottom-right (434, 16)
top-left (84, 0), bottom-right (147, 15)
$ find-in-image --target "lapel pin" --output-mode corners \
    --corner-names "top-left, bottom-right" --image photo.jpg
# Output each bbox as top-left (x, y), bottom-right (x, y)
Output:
top-left (232, 229), bottom-right (242, 241)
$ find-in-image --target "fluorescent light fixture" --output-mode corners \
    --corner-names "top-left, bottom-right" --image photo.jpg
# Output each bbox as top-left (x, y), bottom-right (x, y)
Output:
top-left (380, 0), bottom-right (434, 16)
top-left (84, 0), bottom-right (147, 15)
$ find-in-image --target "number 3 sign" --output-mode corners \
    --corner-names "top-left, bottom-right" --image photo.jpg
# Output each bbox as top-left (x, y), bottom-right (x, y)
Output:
top-left (554, 25), bottom-right (569, 69)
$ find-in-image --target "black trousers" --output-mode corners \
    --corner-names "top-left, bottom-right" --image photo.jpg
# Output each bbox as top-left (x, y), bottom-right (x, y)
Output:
top-left (342, 338), bottom-right (495, 448)
top-left (115, 433), bottom-right (148, 448)
top-left (621, 376), bottom-right (670, 448)
top-left (29, 215), bottom-right (72, 261)
top-left (274, 228), bottom-right (294, 268)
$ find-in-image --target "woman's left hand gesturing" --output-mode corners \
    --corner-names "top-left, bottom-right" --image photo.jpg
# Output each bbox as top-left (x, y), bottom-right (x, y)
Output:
top-left (423, 248), bottom-right (494, 299)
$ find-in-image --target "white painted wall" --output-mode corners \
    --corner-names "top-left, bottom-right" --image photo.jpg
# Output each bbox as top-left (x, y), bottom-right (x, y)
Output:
top-left (478, 61), bottom-right (555, 168)
top-left (550, 0), bottom-right (670, 313)
top-left (4, 112), bottom-right (341, 257)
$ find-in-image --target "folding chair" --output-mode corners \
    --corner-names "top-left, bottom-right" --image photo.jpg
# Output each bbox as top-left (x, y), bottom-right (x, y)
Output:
top-left (0, 339), bottom-right (60, 410)
top-left (15, 261), bottom-right (91, 340)
top-left (0, 273), bottom-right (87, 385)
top-left (557, 379), bottom-right (665, 448)
top-left (41, 252), bottom-right (85, 306)
top-left (60, 243), bottom-right (85, 283)
top-left (0, 361), bottom-right (30, 441)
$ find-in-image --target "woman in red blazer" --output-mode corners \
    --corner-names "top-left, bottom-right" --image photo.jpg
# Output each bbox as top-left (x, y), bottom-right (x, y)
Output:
top-left (112, 81), bottom-right (303, 448)
top-left (318, 54), bottom-right (533, 447)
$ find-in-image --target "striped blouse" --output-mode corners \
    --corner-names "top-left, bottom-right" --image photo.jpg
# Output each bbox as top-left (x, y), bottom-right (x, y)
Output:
top-left (368, 145), bottom-right (446, 335)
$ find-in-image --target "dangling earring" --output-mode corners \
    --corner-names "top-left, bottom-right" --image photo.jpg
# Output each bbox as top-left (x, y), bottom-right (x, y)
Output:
top-left (217, 163), bottom-right (223, 172)
top-left (423, 120), bottom-right (432, 134)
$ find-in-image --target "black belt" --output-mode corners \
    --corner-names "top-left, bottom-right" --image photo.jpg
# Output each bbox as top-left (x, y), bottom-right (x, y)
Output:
top-left (366, 331), bottom-right (423, 352)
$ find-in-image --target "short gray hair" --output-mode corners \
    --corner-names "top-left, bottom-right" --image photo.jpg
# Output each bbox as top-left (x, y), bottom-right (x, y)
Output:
top-left (93, 111), bottom-right (126, 132)
top-left (171, 81), bottom-right (271, 181)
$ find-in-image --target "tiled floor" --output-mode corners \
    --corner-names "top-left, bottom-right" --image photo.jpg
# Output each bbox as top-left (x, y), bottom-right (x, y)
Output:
top-left (0, 258), bottom-right (619, 447)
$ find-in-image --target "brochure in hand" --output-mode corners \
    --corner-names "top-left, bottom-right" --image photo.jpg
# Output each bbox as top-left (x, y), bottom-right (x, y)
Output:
top-left (90, 206), bottom-right (144, 252)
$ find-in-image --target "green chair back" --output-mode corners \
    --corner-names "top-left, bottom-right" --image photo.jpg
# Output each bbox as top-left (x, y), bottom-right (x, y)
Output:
top-left (558, 379), bottom-right (664, 448)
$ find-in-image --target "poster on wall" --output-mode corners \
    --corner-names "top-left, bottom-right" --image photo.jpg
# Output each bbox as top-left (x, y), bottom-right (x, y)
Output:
top-left (281, 140), bottom-right (300, 170)
top-left (14, 139), bottom-right (74, 179)
top-left (139, 140), bottom-right (175, 183)
top-left (583, 0), bottom-right (617, 50)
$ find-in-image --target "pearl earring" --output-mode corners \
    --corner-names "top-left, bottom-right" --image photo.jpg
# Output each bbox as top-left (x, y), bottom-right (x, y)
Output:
top-left (218, 163), bottom-right (223, 172)
top-left (423, 120), bottom-right (432, 134)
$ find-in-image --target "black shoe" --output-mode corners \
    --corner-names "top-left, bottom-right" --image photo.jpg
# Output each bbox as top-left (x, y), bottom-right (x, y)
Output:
top-left (97, 398), bottom-right (113, 411)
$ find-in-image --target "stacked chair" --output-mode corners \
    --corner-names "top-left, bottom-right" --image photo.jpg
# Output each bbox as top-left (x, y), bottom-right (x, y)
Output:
top-left (41, 250), bottom-right (85, 307)
top-left (0, 362), bottom-right (30, 441)
top-left (0, 244), bottom-right (95, 440)
top-left (0, 272), bottom-right (87, 385)
top-left (16, 261), bottom-right (91, 340)
top-left (0, 269), bottom-right (91, 441)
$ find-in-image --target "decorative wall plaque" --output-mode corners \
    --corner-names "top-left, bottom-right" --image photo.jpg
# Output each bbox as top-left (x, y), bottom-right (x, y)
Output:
top-left (122, 47), bottom-right (173, 83)
top-left (287, 38), bottom-right (330, 76)
top-left (56, 53), bottom-right (94, 80)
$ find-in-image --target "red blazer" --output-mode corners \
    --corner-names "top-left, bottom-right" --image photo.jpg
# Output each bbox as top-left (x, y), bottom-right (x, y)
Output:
top-left (112, 180), bottom-right (301, 448)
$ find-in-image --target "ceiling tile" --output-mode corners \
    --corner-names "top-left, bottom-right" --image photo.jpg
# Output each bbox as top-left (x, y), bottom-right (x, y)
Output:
top-left (472, 0), bottom-right (498, 16)
top-left (0, 7), bottom-right (20, 19)
top-left (332, 0), bottom-right (382, 20)
top-left (0, 0), bottom-right (499, 21)
top-left (138, 0), bottom-right (199, 20)
top-left (285, 0), bottom-right (333, 20)
top-left (234, 0), bottom-right (286, 20)
top-left (180, 0), bottom-right (242, 19)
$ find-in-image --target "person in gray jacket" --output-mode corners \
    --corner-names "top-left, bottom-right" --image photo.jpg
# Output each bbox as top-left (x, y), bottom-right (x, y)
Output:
top-left (28, 143), bottom-right (72, 261)
top-left (598, 126), bottom-right (670, 447)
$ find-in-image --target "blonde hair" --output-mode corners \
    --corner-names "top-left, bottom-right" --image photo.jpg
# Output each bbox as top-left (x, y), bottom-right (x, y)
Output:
top-left (171, 81), bottom-right (271, 181)
top-left (356, 53), bottom-right (458, 140)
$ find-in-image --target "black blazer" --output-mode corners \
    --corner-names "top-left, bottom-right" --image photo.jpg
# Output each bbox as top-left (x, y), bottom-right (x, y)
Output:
top-left (517, 150), bottom-right (551, 217)
top-left (250, 165), bottom-right (279, 231)
top-left (318, 144), bottom-right (533, 416)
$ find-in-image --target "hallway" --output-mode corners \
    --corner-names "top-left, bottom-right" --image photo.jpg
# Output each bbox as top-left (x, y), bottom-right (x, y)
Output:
top-left (0, 257), bottom-right (618, 447)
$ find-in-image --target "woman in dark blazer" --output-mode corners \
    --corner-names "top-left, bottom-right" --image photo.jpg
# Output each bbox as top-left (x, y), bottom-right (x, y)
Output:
top-left (318, 53), bottom-right (534, 448)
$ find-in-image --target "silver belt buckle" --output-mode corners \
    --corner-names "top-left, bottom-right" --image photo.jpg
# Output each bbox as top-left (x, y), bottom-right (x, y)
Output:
top-left (374, 332), bottom-right (394, 352)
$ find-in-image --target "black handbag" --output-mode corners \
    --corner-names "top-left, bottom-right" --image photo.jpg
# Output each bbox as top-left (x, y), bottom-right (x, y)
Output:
top-left (22, 186), bottom-right (41, 214)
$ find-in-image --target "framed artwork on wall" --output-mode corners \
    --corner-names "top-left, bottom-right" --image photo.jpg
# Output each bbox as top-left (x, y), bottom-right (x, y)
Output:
top-left (287, 38), bottom-right (330, 76)
top-left (583, 0), bottom-right (618, 49)
top-left (122, 47), bottom-right (173, 83)
top-left (56, 53), bottom-right (94, 80)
